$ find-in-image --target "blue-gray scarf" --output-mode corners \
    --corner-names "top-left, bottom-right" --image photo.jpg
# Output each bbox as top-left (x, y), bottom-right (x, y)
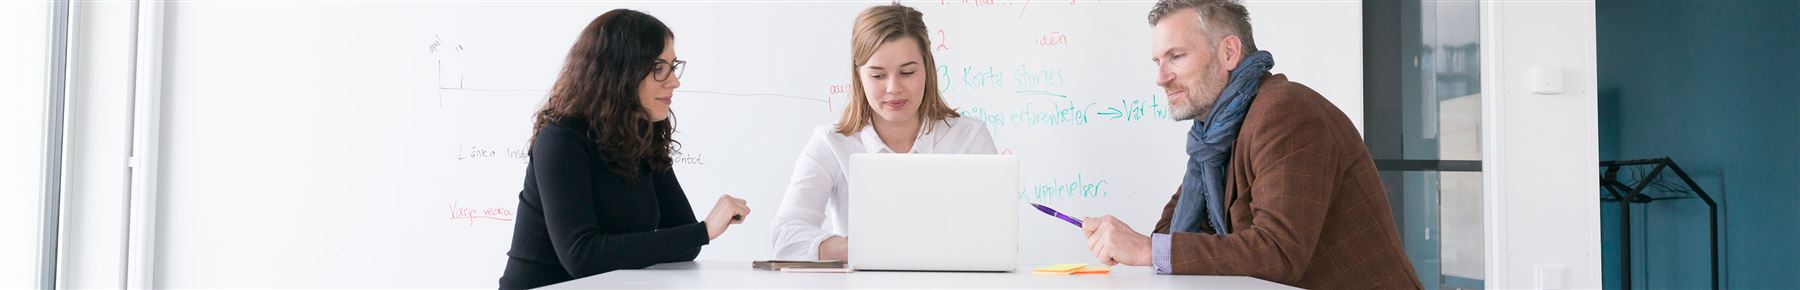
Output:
top-left (1172, 50), bottom-right (1274, 235)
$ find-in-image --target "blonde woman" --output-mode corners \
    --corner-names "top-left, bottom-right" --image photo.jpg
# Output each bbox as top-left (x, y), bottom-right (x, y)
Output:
top-left (769, 4), bottom-right (998, 261)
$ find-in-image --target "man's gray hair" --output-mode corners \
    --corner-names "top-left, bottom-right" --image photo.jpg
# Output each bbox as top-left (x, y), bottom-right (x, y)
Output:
top-left (1147, 0), bottom-right (1258, 57)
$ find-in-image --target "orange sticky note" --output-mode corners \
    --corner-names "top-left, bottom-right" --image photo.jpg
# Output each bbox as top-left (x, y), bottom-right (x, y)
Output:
top-left (1032, 263), bottom-right (1087, 272)
top-left (1034, 263), bottom-right (1103, 275)
top-left (1072, 266), bottom-right (1111, 274)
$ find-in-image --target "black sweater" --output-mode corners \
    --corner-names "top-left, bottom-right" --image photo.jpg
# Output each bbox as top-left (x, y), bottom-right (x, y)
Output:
top-left (498, 120), bottom-right (708, 289)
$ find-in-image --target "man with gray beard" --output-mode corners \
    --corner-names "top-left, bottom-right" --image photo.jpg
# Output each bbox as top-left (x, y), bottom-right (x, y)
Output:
top-left (1078, 1), bottom-right (1422, 289)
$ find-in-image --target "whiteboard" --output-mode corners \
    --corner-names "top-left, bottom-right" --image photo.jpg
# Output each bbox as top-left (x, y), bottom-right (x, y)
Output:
top-left (155, 0), bottom-right (1359, 287)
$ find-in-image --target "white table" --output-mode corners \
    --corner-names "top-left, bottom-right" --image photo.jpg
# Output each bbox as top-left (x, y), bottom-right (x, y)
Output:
top-left (544, 261), bottom-right (1298, 289)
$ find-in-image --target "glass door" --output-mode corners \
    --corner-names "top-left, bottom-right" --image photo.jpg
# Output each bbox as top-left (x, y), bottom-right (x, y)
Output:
top-left (1366, 0), bottom-right (1484, 289)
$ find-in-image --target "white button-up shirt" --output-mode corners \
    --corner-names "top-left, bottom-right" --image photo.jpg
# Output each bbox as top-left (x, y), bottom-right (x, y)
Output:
top-left (770, 117), bottom-right (998, 260)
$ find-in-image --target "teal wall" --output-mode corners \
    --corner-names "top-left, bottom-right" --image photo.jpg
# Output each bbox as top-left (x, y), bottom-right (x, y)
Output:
top-left (1598, 0), bottom-right (1800, 289)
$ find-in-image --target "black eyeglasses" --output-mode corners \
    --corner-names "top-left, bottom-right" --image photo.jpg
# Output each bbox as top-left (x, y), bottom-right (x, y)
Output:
top-left (652, 59), bottom-right (686, 82)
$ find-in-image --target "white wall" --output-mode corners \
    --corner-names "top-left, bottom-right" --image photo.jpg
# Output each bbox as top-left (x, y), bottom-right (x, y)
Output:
top-left (1482, 1), bottom-right (1601, 289)
top-left (0, 0), bottom-right (51, 288)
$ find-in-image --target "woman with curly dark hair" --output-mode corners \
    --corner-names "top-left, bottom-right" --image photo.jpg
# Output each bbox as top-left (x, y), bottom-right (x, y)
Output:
top-left (499, 9), bottom-right (750, 289)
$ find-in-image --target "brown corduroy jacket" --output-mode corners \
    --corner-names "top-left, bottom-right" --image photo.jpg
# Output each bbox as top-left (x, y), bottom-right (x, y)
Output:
top-left (1152, 73), bottom-right (1423, 290)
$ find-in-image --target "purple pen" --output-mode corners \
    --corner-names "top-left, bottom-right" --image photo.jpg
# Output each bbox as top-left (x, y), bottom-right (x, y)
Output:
top-left (1030, 203), bottom-right (1084, 228)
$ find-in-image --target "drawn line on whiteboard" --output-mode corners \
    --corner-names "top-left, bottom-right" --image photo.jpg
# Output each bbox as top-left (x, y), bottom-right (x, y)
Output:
top-left (437, 59), bottom-right (444, 107)
top-left (1016, 90), bottom-right (1068, 98)
top-left (1018, 0), bottom-right (1029, 19)
top-left (451, 216), bottom-right (515, 226)
top-left (438, 87), bottom-right (546, 93)
top-left (1096, 108), bottom-right (1123, 119)
top-left (452, 216), bottom-right (515, 221)
top-left (677, 89), bottom-right (826, 103)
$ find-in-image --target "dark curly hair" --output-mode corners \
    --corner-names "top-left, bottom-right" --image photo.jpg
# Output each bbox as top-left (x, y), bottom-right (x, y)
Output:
top-left (531, 9), bottom-right (677, 179)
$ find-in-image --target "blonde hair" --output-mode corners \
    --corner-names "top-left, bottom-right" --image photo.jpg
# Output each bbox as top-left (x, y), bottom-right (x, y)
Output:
top-left (835, 4), bottom-right (959, 136)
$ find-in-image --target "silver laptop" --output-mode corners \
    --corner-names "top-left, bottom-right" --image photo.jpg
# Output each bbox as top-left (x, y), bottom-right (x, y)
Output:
top-left (847, 153), bottom-right (1018, 272)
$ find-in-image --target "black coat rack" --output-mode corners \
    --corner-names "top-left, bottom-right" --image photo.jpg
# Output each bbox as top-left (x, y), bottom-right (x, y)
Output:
top-left (1598, 157), bottom-right (1718, 290)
